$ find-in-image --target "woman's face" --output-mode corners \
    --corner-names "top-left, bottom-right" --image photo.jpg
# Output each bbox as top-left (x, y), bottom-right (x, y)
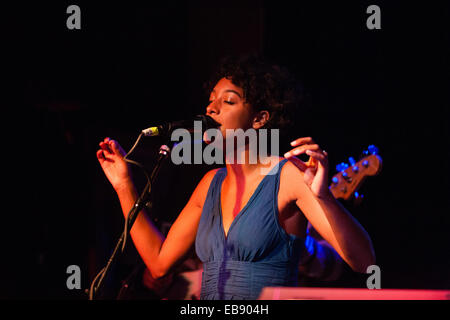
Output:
top-left (206, 77), bottom-right (255, 136)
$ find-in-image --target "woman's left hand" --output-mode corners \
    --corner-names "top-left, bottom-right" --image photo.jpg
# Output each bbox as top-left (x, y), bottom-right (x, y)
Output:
top-left (284, 137), bottom-right (331, 198)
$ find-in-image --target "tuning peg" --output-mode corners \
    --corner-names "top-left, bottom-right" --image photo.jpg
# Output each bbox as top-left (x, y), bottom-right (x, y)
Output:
top-left (342, 171), bottom-right (352, 182)
top-left (348, 157), bottom-right (359, 172)
top-left (336, 162), bottom-right (349, 172)
top-left (367, 145), bottom-right (379, 155)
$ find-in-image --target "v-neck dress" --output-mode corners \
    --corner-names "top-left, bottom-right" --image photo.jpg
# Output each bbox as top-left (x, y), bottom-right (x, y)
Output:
top-left (195, 159), bottom-right (304, 300)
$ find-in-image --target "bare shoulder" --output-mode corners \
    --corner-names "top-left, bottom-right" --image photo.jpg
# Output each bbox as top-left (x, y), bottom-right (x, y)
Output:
top-left (200, 168), bottom-right (221, 186)
top-left (190, 168), bottom-right (222, 207)
top-left (279, 157), bottom-right (308, 201)
top-left (196, 168), bottom-right (221, 193)
top-left (280, 157), bottom-right (306, 180)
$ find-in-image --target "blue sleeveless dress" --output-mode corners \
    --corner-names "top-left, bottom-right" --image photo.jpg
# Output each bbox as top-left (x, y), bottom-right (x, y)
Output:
top-left (195, 159), bottom-right (305, 300)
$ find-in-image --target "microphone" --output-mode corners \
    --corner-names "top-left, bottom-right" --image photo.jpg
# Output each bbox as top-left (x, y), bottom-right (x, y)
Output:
top-left (141, 115), bottom-right (220, 137)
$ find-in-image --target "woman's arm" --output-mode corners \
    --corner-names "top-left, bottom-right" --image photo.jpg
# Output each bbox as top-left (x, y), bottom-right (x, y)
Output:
top-left (296, 184), bottom-right (375, 273)
top-left (283, 137), bottom-right (376, 273)
top-left (97, 137), bottom-right (217, 279)
top-left (114, 170), bottom-right (216, 278)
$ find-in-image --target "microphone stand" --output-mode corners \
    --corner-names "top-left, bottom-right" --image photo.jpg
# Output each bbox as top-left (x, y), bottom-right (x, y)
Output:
top-left (89, 143), bottom-right (171, 300)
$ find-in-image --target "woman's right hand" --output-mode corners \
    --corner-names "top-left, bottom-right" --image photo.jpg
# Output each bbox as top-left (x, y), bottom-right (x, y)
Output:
top-left (96, 137), bottom-right (132, 191)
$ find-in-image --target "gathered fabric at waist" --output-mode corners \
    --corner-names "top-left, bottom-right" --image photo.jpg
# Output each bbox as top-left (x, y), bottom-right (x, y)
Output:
top-left (200, 260), bottom-right (298, 300)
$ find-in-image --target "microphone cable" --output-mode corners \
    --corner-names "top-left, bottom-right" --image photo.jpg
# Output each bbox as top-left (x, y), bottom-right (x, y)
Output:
top-left (89, 132), bottom-right (151, 300)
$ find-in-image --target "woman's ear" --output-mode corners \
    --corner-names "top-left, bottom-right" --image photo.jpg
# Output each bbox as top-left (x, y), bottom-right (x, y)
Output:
top-left (252, 110), bottom-right (270, 129)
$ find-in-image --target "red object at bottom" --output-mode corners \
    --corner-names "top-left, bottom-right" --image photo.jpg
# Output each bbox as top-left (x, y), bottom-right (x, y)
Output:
top-left (259, 287), bottom-right (450, 300)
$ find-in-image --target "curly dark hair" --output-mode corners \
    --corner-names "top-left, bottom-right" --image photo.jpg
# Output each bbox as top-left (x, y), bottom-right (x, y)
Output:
top-left (204, 55), bottom-right (305, 133)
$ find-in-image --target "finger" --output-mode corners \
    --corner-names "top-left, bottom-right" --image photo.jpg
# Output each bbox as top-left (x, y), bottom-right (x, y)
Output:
top-left (306, 150), bottom-right (327, 164)
top-left (96, 149), bottom-right (114, 163)
top-left (306, 151), bottom-right (329, 185)
top-left (99, 141), bottom-right (113, 154)
top-left (99, 142), bottom-right (112, 154)
top-left (287, 156), bottom-right (308, 171)
top-left (96, 149), bottom-right (106, 162)
top-left (290, 137), bottom-right (314, 147)
top-left (284, 144), bottom-right (319, 158)
top-left (109, 140), bottom-right (126, 157)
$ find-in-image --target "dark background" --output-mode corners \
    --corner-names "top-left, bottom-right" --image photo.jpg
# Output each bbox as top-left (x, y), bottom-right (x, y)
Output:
top-left (4, 1), bottom-right (449, 299)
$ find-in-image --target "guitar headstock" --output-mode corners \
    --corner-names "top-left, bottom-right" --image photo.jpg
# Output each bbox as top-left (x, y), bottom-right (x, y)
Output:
top-left (329, 145), bottom-right (382, 201)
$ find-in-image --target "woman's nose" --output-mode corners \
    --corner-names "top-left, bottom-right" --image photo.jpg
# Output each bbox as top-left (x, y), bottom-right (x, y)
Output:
top-left (206, 101), bottom-right (219, 116)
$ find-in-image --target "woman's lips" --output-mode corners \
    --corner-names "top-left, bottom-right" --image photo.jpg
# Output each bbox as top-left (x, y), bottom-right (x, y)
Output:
top-left (207, 117), bottom-right (221, 129)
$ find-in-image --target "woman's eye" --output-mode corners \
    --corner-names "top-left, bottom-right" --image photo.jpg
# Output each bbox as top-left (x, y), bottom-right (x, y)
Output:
top-left (224, 100), bottom-right (235, 105)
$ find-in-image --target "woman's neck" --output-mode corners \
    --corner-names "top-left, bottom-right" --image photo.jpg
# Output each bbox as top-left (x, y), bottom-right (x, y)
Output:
top-left (224, 145), bottom-right (280, 181)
